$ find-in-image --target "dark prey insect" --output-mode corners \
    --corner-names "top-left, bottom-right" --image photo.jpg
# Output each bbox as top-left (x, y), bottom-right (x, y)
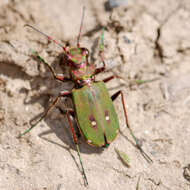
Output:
top-left (19, 7), bottom-right (152, 186)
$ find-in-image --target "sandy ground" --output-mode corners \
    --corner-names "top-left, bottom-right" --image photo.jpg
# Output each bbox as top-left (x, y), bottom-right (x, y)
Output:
top-left (0, 0), bottom-right (190, 189)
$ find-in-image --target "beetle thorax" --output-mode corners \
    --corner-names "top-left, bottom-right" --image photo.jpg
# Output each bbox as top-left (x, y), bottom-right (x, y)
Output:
top-left (67, 47), bottom-right (95, 86)
top-left (70, 64), bottom-right (95, 86)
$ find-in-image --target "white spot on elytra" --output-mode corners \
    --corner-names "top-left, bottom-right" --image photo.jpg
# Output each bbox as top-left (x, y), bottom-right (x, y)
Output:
top-left (105, 116), bottom-right (109, 121)
top-left (88, 140), bottom-right (92, 143)
top-left (91, 121), bottom-right (96, 126)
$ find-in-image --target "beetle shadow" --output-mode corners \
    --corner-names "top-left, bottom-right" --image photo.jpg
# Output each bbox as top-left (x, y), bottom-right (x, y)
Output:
top-left (36, 125), bottom-right (94, 178)
top-left (35, 110), bottom-right (105, 155)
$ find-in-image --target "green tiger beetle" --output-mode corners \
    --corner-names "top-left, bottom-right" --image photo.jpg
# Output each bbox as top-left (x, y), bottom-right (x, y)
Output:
top-left (19, 7), bottom-right (152, 186)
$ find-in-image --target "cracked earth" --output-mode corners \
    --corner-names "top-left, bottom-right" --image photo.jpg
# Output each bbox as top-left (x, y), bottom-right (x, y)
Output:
top-left (0, 0), bottom-right (190, 189)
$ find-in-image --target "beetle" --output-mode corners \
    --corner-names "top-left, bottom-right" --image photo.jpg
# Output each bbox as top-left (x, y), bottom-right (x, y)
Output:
top-left (19, 7), bottom-right (152, 186)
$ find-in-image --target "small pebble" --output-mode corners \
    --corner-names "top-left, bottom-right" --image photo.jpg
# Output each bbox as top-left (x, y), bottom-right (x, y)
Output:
top-left (105, 0), bottom-right (128, 11)
top-left (108, 0), bottom-right (128, 8)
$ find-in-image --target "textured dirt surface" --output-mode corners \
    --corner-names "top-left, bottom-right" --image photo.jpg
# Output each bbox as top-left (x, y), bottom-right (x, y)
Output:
top-left (0, 0), bottom-right (190, 189)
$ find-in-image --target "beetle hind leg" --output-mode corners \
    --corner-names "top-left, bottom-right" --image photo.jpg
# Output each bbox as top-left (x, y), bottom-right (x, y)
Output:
top-left (66, 110), bottom-right (88, 186)
top-left (111, 90), bottom-right (153, 163)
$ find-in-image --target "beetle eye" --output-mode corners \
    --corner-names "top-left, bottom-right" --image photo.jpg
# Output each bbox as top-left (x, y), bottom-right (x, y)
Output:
top-left (81, 48), bottom-right (89, 56)
top-left (85, 49), bottom-right (89, 56)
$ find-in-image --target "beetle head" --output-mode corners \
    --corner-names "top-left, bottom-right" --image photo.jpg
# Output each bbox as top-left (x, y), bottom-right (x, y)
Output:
top-left (67, 47), bottom-right (89, 69)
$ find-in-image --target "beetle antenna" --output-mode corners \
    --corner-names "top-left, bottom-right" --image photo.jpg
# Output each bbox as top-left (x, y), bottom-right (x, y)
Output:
top-left (99, 27), bottom-right (105, 66)
top-left (77, 6), bottom-right (85, 48)
top-left (24, 24), bottom-right (68, 53)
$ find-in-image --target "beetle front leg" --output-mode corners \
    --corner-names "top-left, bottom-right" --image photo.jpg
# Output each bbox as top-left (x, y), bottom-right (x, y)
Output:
top-left (66, 110), bottom-right (88, 186)
top-left (111, 90), bottom-right (153, 163)
top-left (31, 50), bottom-right (71, 82)
top-left (18, 91), bottom-right (71, 138)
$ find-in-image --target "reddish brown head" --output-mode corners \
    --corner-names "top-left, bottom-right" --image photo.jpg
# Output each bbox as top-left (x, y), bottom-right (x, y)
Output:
top-left (65, 47), bottom-right (95, 84)
top-left (67, 47), bottom-right (89, 68)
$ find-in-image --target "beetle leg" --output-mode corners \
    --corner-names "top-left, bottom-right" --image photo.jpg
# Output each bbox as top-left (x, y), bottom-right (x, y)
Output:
top-left (66, 110), bottom-right (88, 186)
top-left (103, 75), bottom-right (123, 83)
top-left (31, 50), bottom-right (71, 82)
top-left (94, 66), bottom-right (106, 75)
top-left (111, 90), bottom-right (153, 163)
top-left (18, 91), bottom-right (71, 138)
top-left (103, 75), bottom-right (115, 83)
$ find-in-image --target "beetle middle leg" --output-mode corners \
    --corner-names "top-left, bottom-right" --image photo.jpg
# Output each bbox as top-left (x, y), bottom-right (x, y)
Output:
top-left (102, 75), bottom-right (124, 83)
top-left (18, 91), bottom-right (71, 138)
top-left (111, 90), bottom-right (153, 163)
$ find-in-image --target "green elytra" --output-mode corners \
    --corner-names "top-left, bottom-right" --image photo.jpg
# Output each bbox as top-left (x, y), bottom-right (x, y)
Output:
top-left (72, 82), bottom-right (119, 147)
top-left (19, 7), bottom-right (152, 187)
